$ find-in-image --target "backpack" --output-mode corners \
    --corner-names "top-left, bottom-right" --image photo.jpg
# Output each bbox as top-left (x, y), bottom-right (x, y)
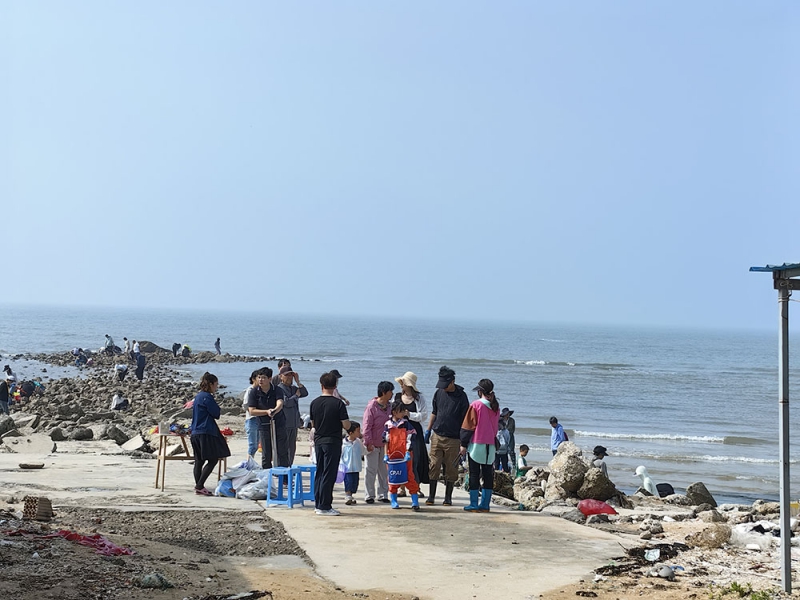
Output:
top-left (496, 428), bottom-right (510, 454)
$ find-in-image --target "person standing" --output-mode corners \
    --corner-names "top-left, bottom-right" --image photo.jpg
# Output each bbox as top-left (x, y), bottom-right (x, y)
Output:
top-left (247, 367), bottom-right (289, 469)
top-left (132, 340), bottom-right (140, 362)
top-left (123, 337), bottom-right (130, 354)
top-left (276, 364), bottom-right (308, 465)
top-left (190, 372), bottom-right (231, 495)
top-left (425, 365), bottom-right (469, 506)
top-left (394, 371), bottom-right (429, 496)
top-left (550, 416), bottom-right (568, 455)
top-left (0, 375), bottom-right (10, 415)
top-left (134, 353), bottom-right (146, 381)
top-left (500, 408), bottom-right (516, 467)
top-left (215, 338), bottom-right (221, 355)
top-left (172, 343), bottom-right (181, 358)
top-left (362, 381), bottom-right (394, 504)
top-left (242, 370), bottom-right (261, 459)
top-left (104, 334), bottom-right (115, 354)
top-left (310, 371), bottom-right (350, 516)
top-left (272, 358), bottom-right (291, 387)
top-left (330, 369), bottom-right (350, 406)
top-left (460, 379), bottom-right (500, 512)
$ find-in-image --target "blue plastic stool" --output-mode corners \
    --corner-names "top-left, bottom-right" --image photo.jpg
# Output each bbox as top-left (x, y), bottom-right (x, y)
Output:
top-left (292, 465), bottom-right (317, 503)
top-left (265, 467), bottom-right (296, 508)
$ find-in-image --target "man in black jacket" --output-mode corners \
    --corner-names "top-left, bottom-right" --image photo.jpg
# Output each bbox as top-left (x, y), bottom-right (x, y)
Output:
top-left (425, 365), bottom-right (469, 506)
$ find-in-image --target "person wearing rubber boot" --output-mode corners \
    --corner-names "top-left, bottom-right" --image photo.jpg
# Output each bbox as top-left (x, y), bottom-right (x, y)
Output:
top-left (382, 398), bottom-right (420, 511)
top-left (459, 378), bottom-right (500, 513)
top-left (425, 365), bottom-right (469, 506)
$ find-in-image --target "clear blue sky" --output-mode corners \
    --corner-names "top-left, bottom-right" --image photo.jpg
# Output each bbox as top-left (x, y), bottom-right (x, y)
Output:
top-left (3, 2), bottom-right (798, 329)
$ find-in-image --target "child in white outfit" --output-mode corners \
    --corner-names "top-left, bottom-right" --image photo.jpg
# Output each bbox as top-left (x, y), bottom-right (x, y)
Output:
top-left (340, 421), bottom-right (363, 505)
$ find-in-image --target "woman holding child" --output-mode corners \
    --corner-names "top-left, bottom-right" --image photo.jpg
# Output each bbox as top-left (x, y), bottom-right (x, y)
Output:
top-left (394, 372), bottom-right (429, 495)
top-left (459, 378), bottom-right (500, 512)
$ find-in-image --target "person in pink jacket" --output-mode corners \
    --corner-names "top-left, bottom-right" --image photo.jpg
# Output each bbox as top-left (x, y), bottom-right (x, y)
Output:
top-left (361, 381), bottom-right (394, 504)
top-left (459, 379), bottom-right (500, 512)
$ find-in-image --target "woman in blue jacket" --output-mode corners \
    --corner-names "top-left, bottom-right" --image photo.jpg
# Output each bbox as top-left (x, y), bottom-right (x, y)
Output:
top-left (190, 372), bottom-right (231, 495)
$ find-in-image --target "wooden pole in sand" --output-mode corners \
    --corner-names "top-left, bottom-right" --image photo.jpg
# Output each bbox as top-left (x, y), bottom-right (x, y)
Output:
top-left (777, 275), bottom-right (791, 593)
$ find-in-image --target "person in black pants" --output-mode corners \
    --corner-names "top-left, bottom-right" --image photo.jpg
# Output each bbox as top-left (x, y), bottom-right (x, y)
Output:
top-left (309, 371), bottom-right (351, 516)
top-left (134, 353), bottom-right (146, 381)
top-left (247, 367), bottom-right (289, 469)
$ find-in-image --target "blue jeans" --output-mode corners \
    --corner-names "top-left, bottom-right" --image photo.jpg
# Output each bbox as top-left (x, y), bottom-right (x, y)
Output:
top-left (0, 400), bottom-right (8, 415)
top-left (244, 418), bottom-right (259, 457)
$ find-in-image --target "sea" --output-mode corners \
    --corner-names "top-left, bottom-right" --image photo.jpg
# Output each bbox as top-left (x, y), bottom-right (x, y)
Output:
top-left (1, 304), bottom-right (798, 506)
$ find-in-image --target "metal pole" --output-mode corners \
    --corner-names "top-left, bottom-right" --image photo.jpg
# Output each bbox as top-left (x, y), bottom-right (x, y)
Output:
top-left (778, 284), bottom-right (791, 593)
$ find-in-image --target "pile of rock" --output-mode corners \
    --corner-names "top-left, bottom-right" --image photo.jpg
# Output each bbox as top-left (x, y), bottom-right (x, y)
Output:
top-left (2, 371), bottom-right (243, 450)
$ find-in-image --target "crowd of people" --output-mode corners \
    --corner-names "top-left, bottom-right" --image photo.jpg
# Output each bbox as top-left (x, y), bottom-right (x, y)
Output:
top-left (190, 362), bottom-right (572, 517)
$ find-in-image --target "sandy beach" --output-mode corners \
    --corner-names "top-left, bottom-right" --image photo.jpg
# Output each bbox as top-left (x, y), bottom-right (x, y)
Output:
top-left (0, 350), bottom-right (797, 599)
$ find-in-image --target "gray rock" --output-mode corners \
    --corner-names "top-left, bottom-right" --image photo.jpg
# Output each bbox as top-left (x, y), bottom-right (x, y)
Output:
top-left (69, 427), bottom-right (94, 441)
top-left (664, 494), bottom-right (692, 506)
top-left (586, 514), bottom-right (611, 525)
top-left (686, 482), bottom-right (717, 507)
top-left (686, 524), bottom-right (731, 549)
top-left (2, 434), bottom-right (57, 454)
top-left (122, 434), bottom-right (147, 452)
top-left (11, 413), bottom-right (40, 429)
top-left (577, 467), bottom-right (617, 501)
top-left (698, 509), bottom-right (726, 523)
top-left (640, 530), bottom-right (653, 540)
top-left (0, 415), bottom-right (15, 437)
top-left (104, 424), bottom-right (130, 445)
top-left (561, 508), bottom-right (585, 524)
top-left (547, 442), bottom-right (587, 494)
top-left (752, 499), bottom-right (780, 516)
top-left (695, 502), bottom-right (714, 514)
top-left (634, 487), bottom-right (654, 497)
top-left (49, 427), bottom-right (67, 441)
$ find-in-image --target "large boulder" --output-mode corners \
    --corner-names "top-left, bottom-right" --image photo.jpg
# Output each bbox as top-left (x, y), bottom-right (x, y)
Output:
top-left (138, 341), bottom-right (169, 354)
top-left (0, 415), bottom-right (15, 437)
top-left (686, 524), bottom-right (731, 549)
top-left (69, 427), bottom-right (94, 441)
top-left (686, 482), bottom-right (717, 507)
top-left (513, 476), bottom-right (545, 507)
top-left (547, 442), bottom-right (587, 493)
top-left (104, 424), bottom-right (130, 446)
top-left (577, 468), bottom-right (618, 501)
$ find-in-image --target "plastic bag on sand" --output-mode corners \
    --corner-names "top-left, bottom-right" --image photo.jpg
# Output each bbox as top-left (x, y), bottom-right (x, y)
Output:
top-left (236, 479), bottom-right (271, 501)
top-left (730, 523), bottom-right (774, 551)
top-left (578, 499), bottom-right (618, 516)
top-left (215, 479), bottom-right (236, 498)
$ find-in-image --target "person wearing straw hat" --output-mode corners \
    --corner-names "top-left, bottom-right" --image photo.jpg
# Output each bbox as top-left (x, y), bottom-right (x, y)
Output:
top-left (394, 372), bottom-right (430, 497)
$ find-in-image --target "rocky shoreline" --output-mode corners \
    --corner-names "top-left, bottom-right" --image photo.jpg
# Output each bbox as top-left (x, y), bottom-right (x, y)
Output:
top-left (1, 349), bottom-right (797, 598)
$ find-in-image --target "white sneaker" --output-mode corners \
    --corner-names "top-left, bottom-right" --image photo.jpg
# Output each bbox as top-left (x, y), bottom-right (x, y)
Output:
top-left (316, 508), bottom-right (340, 516)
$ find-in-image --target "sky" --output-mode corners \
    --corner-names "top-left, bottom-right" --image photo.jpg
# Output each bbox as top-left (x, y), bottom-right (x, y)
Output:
top-left (2, 2), bottom-right (798, 330)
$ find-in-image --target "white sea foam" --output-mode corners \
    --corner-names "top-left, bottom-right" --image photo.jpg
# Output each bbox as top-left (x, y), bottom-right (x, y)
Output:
top-left (573, 430), bottom-right (725, 443)
top-left (516, 360), bottom-right (546, 366)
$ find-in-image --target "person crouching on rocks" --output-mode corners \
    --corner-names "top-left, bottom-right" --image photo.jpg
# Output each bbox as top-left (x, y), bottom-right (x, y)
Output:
top-left (190, 372), bottom-right (231, 496)
top-left (383, 398), bottom-right (420, 511)
top-left (460, 378), bottom-right (500, 513)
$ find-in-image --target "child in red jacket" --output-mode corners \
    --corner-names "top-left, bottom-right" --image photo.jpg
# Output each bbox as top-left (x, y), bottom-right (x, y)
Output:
top-left (382, 399), bottom-right (420, 511)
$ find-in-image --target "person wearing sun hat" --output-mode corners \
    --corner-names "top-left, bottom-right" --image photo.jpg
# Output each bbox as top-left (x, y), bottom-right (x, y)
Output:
top-left (592, 445), bottom-right (609, 478)
top-left (499, 407), bottom-right (517, 466)
top-left (394, 372), bottom-right (430, 496)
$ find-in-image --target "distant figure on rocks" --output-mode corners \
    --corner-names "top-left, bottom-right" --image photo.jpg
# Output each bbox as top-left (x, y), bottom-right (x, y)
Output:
top-left (74, 348), bottom-right (88, 368)
top-left (592, 445), bottom-right (609, 478)
top-left (549, 416), bottom-right (567, 455)
top-left (214, 338), bottom-right (221, 355)
top-left (104, 334), bottom-right (116, 354)
top-left (172, 343), bottom-right (181, 357)
top-left (132, 340), bottom-right (140, 361)
top-left (181, 345), bottom-right (191, 358)
top-left (134, 353), bottom-right (146, 381)
top-left (3, 365), bottom-right (17, 382)
top-left (114, 364), bottom-right (129, 382)
top-left (635, 465), bottom-right (658, 496)
top-left (123, 337), bottom-right (130, 354)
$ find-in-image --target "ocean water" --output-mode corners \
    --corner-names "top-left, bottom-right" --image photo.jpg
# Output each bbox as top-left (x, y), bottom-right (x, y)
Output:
top-left (1, 304), bottom-right (798, 505)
